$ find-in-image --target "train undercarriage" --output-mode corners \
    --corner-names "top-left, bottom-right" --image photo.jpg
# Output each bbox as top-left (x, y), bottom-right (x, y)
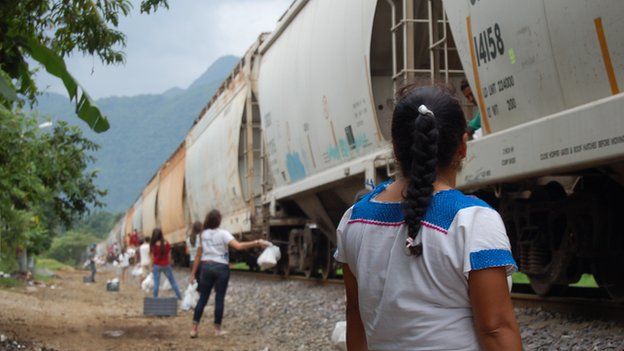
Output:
top-left (247, 163), bottom-right (624, 302)
top-left (493, 170), bottom-right (624, 299)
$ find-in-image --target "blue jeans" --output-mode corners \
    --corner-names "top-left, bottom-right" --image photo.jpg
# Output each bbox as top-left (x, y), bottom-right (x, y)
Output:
top-left (153, 265), bottom-right (182, 300)
top-left (192, 262), bottom-right (230, 325)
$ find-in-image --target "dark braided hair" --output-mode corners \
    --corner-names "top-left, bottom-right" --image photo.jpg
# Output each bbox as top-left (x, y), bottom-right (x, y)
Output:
top-left (391, 85), bottom-right (467, 256)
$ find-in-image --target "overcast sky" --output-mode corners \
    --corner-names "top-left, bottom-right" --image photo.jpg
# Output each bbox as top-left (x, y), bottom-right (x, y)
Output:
top-left (35, 0), bottom-right (292, 99)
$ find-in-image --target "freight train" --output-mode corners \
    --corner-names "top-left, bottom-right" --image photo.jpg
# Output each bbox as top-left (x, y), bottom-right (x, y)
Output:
top-left (105, 0), bottom-right (624, 298)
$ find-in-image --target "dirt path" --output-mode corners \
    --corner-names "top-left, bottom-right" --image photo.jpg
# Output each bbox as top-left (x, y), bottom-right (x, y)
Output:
top-left (0, 268), bottom-right (269, 351)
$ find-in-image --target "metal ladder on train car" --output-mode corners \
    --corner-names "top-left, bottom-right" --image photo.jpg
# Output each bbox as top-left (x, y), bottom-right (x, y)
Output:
top-left (386, 0), bottom-right (463, 90)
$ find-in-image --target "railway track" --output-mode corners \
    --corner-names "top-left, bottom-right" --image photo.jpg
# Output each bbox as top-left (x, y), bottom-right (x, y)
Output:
top-left (231, 270), bottom-right (624, 322)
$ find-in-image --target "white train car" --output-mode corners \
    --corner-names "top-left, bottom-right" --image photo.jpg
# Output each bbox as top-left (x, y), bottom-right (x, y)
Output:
top-left (131, 197), bottom-right (142, 234)
top-left (443, 0), bottom-right (624, 297)
top-left (141, 174), bottom-right (159, 239)
top-left (257, 0), bottom-right (466, 278)
top-left (185, 37), bottom-right (265, 239)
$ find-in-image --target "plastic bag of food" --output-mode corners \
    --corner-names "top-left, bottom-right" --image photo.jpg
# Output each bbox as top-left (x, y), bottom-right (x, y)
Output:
top-left (141, 273), bottom-right (153, 292)
top-left (181, 282), bottom-right (199, 310)
top-left (160, 277), bottom-right (171, 291)
top-left (257, 244), bottom-right (281, 270)
top-left (131, 265), bottom-right (143, 277)
top-left (331, 321), bottom-right (347, 351)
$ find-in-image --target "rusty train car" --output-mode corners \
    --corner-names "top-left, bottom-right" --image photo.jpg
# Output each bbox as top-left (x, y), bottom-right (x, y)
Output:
top-left (108, 0), bottom-right (624, 298)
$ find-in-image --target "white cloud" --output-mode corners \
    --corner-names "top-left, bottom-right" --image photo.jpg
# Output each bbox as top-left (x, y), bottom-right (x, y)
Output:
top-left (35, 0), bottom-right (292, 99)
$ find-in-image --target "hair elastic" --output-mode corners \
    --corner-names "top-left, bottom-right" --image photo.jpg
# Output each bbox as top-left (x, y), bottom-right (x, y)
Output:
top-left (418, 104), bottom-right (435, 118)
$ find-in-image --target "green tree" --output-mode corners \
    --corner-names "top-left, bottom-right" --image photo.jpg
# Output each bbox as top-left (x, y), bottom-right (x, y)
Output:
top-left (46, 230), bottom-right (100, 266)
top-left (0, 0), bottom-right (168, 269)
top-left (0, 107), bottom-right (104, 257)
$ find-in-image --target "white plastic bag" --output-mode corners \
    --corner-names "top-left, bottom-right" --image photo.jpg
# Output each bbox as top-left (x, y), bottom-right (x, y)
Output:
top-left (331, 321), bottom-right (347, 351)
top-left (141, 273), bottom-right (153, 292)
top-left (131, 265), bottom-right (143, 277)
top-left (160, 277), bottom-right (171, 291)
top-left (181, 282), bottom-right (199, 310)
top-left (141, 271), bottom-right (172, 292)
top-left (257, 244), bottom-right (281, 270)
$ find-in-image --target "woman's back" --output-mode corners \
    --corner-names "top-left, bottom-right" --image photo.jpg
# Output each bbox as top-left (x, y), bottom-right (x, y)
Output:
top-left (151, 240), bottom-right (170, 266)
top-left (200, 228), bottom-right (234, 264)
top-left (335, 181), bottom-right (516, 350)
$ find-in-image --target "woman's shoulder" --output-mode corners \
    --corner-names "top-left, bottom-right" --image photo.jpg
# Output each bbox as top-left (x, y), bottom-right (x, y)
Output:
top-left (348, 181), bottom-right (405, 228)
top-left (423, 189), bottom-right (495, 232)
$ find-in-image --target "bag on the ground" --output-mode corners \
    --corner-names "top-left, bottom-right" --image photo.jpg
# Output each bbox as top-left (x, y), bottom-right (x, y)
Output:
top-left (331, 321), bottom-right (347, 351)
top-left (107, 278), bottom-right (120, 292)
top-left (257, 244), bottom-right (281, 270)
top-left (181, 282), bottom-right (199, 311)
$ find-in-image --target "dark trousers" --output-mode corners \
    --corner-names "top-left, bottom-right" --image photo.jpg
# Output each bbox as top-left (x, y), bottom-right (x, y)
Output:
top-left (89, 262), bottom-right (96, 282)
top-left (192, 262), bottom-right (230, 325)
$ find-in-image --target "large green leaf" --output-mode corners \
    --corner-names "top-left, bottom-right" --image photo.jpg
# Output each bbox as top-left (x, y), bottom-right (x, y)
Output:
top-left (0, 70), bottom-right (18, 102)
top-left (25, 38), bottom-right (110, 133)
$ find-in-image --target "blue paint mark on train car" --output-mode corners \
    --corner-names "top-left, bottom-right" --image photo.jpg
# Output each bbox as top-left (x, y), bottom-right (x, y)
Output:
top-left (327, 146), bottom-right (341, 161)
top-left (286, 152), bottom-right (307, 182)
top-left (355, 133), bottom-right (369, 150)
top-left (339, 139), bottom-right (350, 158)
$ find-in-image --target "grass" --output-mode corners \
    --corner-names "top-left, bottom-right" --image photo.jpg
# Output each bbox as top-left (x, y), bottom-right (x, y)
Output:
top-left (570, 274), bottom-right (598, 288)
top-left (512, 272), bottom-right (530, 284)
top-left (37, 258), bottom-right (74, 272)
top-left (512, 272), bottom-right (598, 288)
top-left (0, 277), bottom-right (22, 288)
top-left (231, 262), bottom-right (250, 271)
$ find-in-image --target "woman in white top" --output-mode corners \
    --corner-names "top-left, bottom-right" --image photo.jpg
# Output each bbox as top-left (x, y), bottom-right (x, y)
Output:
top-left (138, 238), bottom-right (151, 282)
top-left (189, 209), bottom-right (268, 337)
top-left (334, 86), bottom-right (522, 350)
top-left (117, 247), bottom-right (132, 283)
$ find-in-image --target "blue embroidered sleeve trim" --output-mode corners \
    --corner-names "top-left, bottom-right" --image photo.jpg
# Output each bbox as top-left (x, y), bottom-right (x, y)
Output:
top-left (423, 189), bottom-right (492, 231)
top-left (469, 249), bottom-right (517, 271)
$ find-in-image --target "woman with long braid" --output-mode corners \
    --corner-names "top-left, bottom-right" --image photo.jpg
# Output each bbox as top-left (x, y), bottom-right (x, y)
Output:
top-left (334, 86), bottom-right (522, 350)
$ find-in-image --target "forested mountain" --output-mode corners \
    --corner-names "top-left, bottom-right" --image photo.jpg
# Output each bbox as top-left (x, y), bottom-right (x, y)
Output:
top-left (35, 55), bottom-right (240, 212)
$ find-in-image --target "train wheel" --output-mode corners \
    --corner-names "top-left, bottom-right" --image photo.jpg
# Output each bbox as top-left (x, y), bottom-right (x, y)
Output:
top-left (301, 228), bottom-right (317, 279)
top-left (528, 277), bottom-right (567, 297)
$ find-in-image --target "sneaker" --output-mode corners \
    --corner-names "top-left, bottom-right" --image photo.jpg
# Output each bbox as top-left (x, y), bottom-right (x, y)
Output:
top-left (189, 330), bottom-right (198, 338)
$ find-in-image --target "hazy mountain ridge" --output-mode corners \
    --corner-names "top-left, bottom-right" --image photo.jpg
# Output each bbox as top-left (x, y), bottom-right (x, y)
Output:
top-left (35, 55), bottom-right (240, 212)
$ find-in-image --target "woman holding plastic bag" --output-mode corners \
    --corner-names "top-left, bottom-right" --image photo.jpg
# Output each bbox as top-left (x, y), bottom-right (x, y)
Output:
top-left (189, 209), bottom-right (269, 338)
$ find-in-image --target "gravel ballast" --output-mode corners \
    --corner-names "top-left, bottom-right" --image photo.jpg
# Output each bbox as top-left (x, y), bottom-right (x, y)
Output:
top-left (216, 273), bottom-right (624, 350)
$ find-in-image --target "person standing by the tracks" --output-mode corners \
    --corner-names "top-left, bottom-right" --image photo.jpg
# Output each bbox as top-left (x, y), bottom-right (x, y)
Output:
top-left (117, 247), bottom-right (133, 283)
top-left (138, 237), bottom-right (151, 283)
top-left (186, 221), bottom-right (203, 286)
top-left (87, 245), bottom-right (97, 283)
top-left (189, 209), bottom-right (269, 338)
top-left (334, 86), bottom-right (522, 351)
top-left (150, 228), bottom-right (182, 300)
